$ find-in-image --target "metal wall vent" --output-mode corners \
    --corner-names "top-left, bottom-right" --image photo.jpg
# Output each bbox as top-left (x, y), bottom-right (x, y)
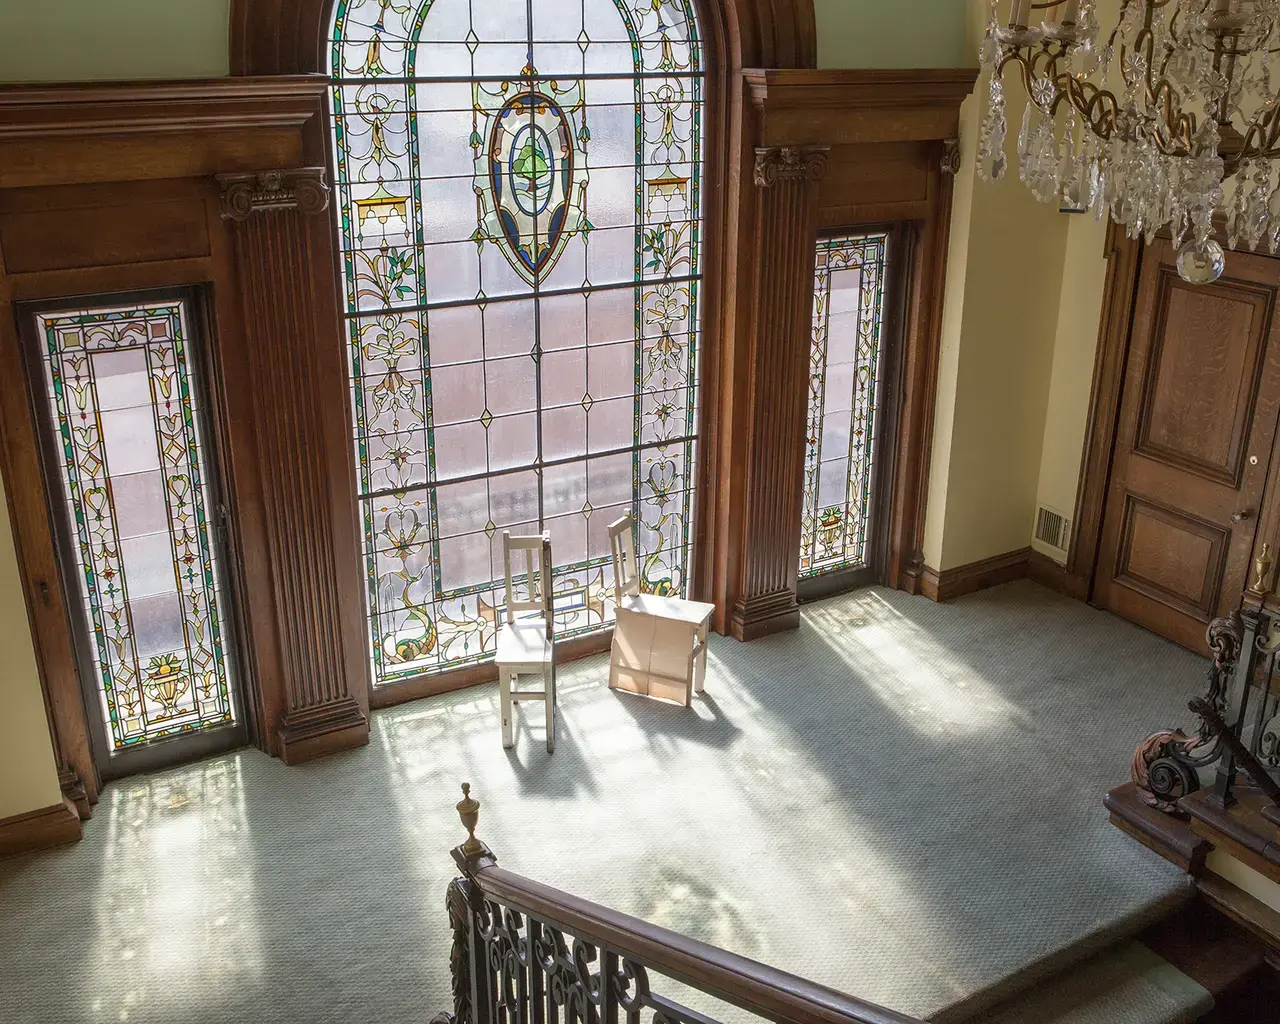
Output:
top-left (1033, 504), bottom-right (1070, 558)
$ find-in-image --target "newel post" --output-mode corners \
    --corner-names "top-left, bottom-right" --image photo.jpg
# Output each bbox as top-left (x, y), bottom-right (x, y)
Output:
top-left (729, 146), bottom-right (829, 641)
top-left (217, 168), bottom-right (370, 764)
top-left (435, 783), bottom-right (496, 1024)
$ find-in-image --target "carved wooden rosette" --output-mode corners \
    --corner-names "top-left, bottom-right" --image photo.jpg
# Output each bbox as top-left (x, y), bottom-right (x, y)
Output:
top-left (217, 167), bottom-right (370, 764)
top-left (729, 147), bottom-right (829, 641)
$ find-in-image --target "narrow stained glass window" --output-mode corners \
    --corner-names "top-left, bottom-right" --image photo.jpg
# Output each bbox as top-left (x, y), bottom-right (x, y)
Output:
top-left (330, 0), bottom-right (704, 684)
top-left (799, 233), bottom-right (889, 580)
top-left (36, 301), bottom-right (237, 749)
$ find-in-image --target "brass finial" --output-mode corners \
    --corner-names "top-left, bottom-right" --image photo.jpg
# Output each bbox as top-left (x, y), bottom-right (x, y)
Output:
top-left (457, 782), bottom-right (483, 857)
top-left (1254, 542), bottom-right (1274, 595)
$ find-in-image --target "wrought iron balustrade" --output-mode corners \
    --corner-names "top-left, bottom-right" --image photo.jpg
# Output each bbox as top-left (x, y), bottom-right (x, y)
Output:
top-left (1132, 599), bottom-right (1280, 814)
top-left (435, 785), bottom-right (923, 1024)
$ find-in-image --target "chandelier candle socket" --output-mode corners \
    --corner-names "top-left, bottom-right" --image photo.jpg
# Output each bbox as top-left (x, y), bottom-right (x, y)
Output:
top-left (979, 0), bottom-right (1280, 283)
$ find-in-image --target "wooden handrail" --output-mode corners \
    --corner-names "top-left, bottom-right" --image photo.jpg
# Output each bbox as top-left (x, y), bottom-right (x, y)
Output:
top-left (458, 851), bottom-right (924, 1024)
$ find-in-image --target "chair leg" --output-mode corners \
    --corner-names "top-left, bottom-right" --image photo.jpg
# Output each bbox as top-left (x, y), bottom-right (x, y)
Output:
top-left (500, 667), bottom-right (515, 749)
top-left (694, 623), bottom-right (709, 694)
top-left (545, 665), bottom-right (555, 754)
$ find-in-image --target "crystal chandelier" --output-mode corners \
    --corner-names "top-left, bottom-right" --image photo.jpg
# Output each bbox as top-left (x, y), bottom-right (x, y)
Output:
top-left (979, 0), bottom-right (1280, 284)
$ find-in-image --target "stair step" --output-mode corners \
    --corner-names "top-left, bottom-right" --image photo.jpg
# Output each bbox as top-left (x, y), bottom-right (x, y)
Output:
top-left (970, 940), bottom-right (1213, 1024)
top-left (952, 900), bottom-right (1273, 1024)
top-left (936, 886), bottom-right (1197, 1023)
top-left (1138, 901), bottom-right (1266, 999)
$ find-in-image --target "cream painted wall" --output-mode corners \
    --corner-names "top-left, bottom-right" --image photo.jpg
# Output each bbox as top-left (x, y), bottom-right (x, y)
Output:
top-left (1033, 213), bottom-right (1110, 550)
top-left (923, 0), bottom-right (1071, 571)
top-left (0, 0), bottom-right (230, 83)
top-left (0, 477), bottom-right (62, 821)
top-left (925, 129), bottom-right (1069, 569)
top-left (815, 0), bottom-right (969, 69)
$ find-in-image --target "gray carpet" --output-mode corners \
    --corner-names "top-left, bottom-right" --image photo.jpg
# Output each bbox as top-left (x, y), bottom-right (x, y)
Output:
top-left (0, 581), bottom-right (1204, 1023)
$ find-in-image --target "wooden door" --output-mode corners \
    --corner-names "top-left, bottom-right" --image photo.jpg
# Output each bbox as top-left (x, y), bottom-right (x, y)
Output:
top-left (1095, 239), bottom-right (1280, 653)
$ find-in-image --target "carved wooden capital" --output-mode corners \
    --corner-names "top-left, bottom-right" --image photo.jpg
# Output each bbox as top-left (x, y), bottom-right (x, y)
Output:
top-left (217, 167), bottom-right (330, 220)
top-left (941, 138), bottom-right (961, 175)
top-left (753, 147), bottom-right (830, 188)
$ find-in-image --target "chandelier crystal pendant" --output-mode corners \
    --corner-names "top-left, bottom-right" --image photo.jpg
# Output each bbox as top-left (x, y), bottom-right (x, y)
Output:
top-left (979, 0), bottom-right (1280, 284)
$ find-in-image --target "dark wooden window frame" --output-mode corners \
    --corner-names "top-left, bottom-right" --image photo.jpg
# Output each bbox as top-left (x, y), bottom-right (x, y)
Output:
top-left (796, 222), bottom-right (912, 606)
top-left (14, 285), bottom-right (252, 780)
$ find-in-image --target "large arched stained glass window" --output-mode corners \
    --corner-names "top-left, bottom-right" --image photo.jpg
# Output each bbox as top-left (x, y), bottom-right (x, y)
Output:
top-left (330, 0), bottom-right (704, 685)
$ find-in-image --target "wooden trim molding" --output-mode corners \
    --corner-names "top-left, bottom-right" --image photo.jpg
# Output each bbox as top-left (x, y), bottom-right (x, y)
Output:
top-left (890, 149), bottom-right (960, 596)
top-left (919, 548), bottom-right (1074, 603)
top-left (1027, 549), bottom-right (1072, 593)
top-left (1066, 220), bottom-right (1143, 601)
top-left (0, 78), bottom-right (327, 138)
top-left (1105, 781), bottom-right (1211, 874)
top-left (0, 798), bottom-right (81, 859)
top-left (218, 168), bottom-right (370, 764)
top-left (920, 548), bottom-right (1033, 603)
top-left (743, 69), bottom-right (978, 146)
top-left (1198, 871), bottom-right (1280, 959)
top-left (0, 77), bottom-right (327, 191)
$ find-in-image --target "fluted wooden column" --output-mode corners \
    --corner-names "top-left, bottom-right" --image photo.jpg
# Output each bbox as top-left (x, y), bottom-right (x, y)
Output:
top-left (729, 147), bottom-right (829, 641)
top-left (219, 168), bottom-right (370, 764)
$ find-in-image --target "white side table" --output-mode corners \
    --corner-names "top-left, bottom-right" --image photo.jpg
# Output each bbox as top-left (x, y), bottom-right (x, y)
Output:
top-left (609, 593), bottom-right (715, 707)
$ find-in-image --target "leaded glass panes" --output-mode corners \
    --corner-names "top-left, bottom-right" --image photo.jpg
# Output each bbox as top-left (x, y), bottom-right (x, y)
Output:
top-left (331, 0), bottom-right (704, 684)
top-left (799, 233), bottom-right (889, 580)
top-left (35, 301), bottom-right (237, 749)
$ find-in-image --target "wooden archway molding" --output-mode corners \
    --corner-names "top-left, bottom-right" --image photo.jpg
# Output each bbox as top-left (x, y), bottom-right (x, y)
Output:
top-left (229, 0), bottom-right (818, 76)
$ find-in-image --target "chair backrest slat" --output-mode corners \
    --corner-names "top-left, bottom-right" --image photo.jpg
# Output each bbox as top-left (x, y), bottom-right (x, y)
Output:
top-left (607, 516), bottom-right (640, 606)
top-left (503, 531), bottom-right (554, 636)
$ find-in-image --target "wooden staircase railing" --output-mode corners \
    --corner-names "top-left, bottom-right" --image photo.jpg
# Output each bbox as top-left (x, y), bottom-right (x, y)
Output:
top-left (434, 785), bottom-right (924, 1024)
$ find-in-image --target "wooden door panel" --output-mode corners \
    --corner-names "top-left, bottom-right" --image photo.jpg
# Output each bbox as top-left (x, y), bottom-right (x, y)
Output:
top-left (1114, 496), bottom-right (1228, 619)
top-left (1136, 272), bottom-right (1268, 484)
top-left (1095, 238), bottom-right (1280, 654)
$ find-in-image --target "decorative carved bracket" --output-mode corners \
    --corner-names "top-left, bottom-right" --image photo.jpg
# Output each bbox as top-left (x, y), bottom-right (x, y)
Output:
top-left (1129, 613), bottom-right (1245, 815)
top-left (941, 138), bottom-right (961, 175)
top-left (752, 146), bottom-right (829, 188)
top-left (217, 168), bottom-right (330, 220)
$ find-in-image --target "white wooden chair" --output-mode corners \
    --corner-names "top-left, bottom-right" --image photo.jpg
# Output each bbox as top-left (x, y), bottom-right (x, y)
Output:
top-left (607, 516), bottom-right (715, 707)
top-left (496, 531), bottom-right (556, 752)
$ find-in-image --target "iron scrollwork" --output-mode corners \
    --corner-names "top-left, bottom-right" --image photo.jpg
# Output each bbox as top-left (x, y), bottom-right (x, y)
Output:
top-left (1131, 614), bottom-right (1241, 814)
top-left (1131, 605), bottom-right (1280, 814)
top-left (440, 892), bottom-right (730, 1024)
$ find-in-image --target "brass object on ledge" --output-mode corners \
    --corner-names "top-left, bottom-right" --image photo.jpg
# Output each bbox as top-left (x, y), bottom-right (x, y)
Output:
top-left (1252, 542), bottom-right (1273, 596)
